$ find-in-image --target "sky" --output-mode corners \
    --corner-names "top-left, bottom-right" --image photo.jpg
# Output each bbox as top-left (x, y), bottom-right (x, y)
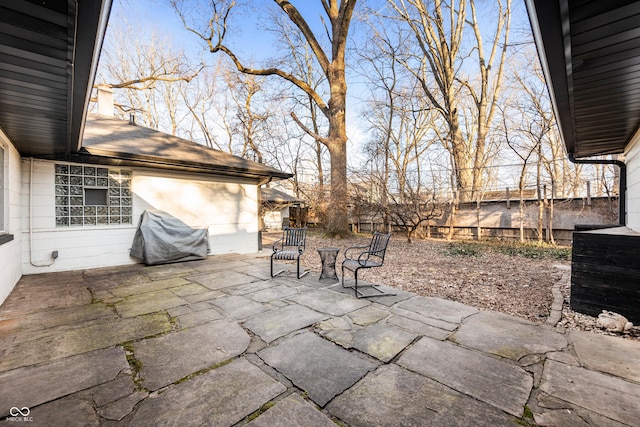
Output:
top-left (100, 0), bottom-right (536, 171)
top-left (103, 0), bottom-right (381, 159)
top-left (109, 0), bottom-right (342, 61)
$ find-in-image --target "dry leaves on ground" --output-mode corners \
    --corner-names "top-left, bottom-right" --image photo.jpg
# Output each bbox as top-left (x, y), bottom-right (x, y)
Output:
top-left (265, 231), bottom-right (567, 323)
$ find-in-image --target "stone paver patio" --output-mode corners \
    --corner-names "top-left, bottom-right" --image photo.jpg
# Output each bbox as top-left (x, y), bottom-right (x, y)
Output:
top-left (1, 253), bottom-right (639, 425)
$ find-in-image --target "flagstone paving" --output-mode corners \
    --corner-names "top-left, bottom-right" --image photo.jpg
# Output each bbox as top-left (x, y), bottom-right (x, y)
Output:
top-left (0, 253), bottom-right (639, 426)
top-left (327, 364), bottom-right (516, 426)
top-left (135, 320), bottom-right (250, 391)
top-left (397, 337), bottom-right (533, 417)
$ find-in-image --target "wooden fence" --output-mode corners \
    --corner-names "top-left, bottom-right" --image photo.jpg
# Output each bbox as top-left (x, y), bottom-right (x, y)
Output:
top-left (348, 196), bottom-right (618, 245)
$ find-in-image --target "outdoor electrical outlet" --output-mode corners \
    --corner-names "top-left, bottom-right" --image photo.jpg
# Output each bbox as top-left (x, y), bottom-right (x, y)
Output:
top-left (52, 250), bottom-right (59, 259)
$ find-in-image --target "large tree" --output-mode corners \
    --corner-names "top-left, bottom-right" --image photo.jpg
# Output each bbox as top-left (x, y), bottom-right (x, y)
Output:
top-left (172, 0), bottom-right (357, 236)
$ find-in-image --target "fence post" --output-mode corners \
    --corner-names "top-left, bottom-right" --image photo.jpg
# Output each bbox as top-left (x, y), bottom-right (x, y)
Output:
top-left (506, 187), bottom-right (511, 209)
top-left (476, 197), bottom-right (481, 240)
top-left (586, 181), bottom-right (592, 206)
top-left (544, 184), bottom-right (550, 241)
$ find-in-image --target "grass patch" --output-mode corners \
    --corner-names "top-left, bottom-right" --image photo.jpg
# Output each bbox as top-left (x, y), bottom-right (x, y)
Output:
top-left (442, 240), bottom-right (570, 261)
top-left (492, 241), bottom-right (571, 260)
top-left (442, 241), bottom-right (484, 257)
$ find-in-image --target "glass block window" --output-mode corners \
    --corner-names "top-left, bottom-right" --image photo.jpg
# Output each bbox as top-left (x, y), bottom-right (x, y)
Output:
top-left (55, 164), bottom-right (132, 227)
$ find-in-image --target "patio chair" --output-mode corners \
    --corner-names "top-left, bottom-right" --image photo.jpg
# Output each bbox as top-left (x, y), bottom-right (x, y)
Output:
top-left (271, 227), bottom-right (309, 279)
top-left (341, 231), bottom-right (395, 298)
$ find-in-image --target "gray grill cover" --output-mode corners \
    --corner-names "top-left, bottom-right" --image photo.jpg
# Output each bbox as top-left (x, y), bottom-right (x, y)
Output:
top-left (130, 210), bottom-right (209, 265)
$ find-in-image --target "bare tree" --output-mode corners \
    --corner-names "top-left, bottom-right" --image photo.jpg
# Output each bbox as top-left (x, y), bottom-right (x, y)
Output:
top-left (96, 19), bottom-right (203, 131)
top-left (387, 0), bottom-right (511, 202)
top-left (357, 23), bottom-right (405, 232)
top-left (224, 73), bottom-right (270, 163)
top-left (501, 103), bottom-right (539, 242)
top-left (180, 62), bottom-right (225, 149)
top-left (172, 0), bottom-right (357, 236)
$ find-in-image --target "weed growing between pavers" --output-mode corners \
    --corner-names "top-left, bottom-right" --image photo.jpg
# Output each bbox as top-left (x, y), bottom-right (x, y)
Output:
top-left (247, 400), bottom-right (276, 422)
top-left (173, 358), bottom-right (234, 386)
top-left (515, 405), bottom-right (538, 426)
top-left (167, 314), bottom-right (180, 331)
top-left (122, 341), bottom-right (145, 389)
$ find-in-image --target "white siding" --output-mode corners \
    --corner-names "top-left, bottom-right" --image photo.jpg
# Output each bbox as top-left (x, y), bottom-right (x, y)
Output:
top-left (0, 136), bottom-right (23, 305)
top-left (21, 160), bottom-right (260, 274)
top-left (625, 136), bottom-right (640, 232)
top-left (133, 171), bottom-right (260, 254)
top-left (264, 206), bottom-right (290, 230)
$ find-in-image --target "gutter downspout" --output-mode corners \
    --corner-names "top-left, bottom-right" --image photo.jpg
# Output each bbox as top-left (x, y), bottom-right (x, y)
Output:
top-left (257, 176), bottom-right (273, 252)
top-left (567, 153), bottom-right (626, 226)
top-left (30, 158), bottom-right (56, 267)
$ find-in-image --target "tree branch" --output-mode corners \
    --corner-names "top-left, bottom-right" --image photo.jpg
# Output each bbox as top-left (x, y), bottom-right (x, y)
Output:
top-left (274, 0), bottom-right (330, 73)
top-left (291, 111), bottom-right (330, 146)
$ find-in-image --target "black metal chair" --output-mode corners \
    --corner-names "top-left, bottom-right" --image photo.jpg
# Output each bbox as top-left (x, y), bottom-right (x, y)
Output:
top-left (271, 227), bottom-right (309, 279)
top-left (341, 231), bottom-right (395, 298)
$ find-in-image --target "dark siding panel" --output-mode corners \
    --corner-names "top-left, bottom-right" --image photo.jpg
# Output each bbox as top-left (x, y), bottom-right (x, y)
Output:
top-left (571, 230), bottom-right (640, 323)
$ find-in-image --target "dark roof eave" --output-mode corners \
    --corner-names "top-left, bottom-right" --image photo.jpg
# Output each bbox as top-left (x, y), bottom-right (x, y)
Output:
top-left (525, 0), bottom-right (640, 158)
top-left (68, 0), bottom-right (113, 155)
top-left (524, 0), bottom-right (575, 155)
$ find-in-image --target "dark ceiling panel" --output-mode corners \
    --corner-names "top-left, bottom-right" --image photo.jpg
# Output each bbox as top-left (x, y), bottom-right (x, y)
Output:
top-left (0, 0), bottom-right (111, 158)
top-left (570, 1), bottom-right (640, 157)
top-left (0, 0), bottom-right (69, 154)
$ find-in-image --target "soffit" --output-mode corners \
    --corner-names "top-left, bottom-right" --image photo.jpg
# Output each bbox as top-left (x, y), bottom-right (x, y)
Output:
top-left (0, 0), bottom-right (111, 157)
top-left (526, 0), bottom-right (640, 157)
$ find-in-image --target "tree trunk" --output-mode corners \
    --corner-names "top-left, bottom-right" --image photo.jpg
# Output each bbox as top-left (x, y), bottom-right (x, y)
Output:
top-left (326, 61), bottom-right (349, 236)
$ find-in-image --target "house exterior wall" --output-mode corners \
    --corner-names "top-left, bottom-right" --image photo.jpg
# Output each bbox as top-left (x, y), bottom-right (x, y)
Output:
top-left (625, 136), bottom-right (640, 232)
top-left (132, 170), bottom-right (259, 254)
top-left (21, 160), bottom-right (260, 275)
top-left (264, 206), bottom-right (289, 230)
top-left (0, 135), bottom-right (23, 305)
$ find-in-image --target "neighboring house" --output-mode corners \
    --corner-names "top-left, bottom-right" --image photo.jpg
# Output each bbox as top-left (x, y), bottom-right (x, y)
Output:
top-left (0, 1), bottom-right (290, 305)
top-left (526, 1), bottom-right (640, 322)
top-left (261, 187), bottom-right (302, 230)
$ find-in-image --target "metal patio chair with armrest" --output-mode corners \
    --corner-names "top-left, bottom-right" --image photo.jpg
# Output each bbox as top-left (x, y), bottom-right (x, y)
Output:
top-left (341, 231), bottom-right (395, 298)
top-left (271, 227), bottom-right (310, 279)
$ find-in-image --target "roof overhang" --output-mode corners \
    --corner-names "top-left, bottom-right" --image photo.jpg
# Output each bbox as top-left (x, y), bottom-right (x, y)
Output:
top-left (0, 0), bottom-right (112, 157)
top-left (69, 114), bottom-right (293, 184)
top-left (60, 149), bottom-right (292, 185)
top-left (525, 0), bottom-right (640, 158)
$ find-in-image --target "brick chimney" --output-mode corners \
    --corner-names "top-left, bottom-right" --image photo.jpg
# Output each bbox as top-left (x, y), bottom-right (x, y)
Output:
top-left (96, 84), bottom-right (114, 116)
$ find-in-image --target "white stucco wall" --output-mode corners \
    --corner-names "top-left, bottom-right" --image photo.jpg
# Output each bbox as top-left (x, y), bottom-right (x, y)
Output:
top-left (625, 135), bottom-right (640, 232)
top-left (0, 135), bottom-right (23, 305)
top-left (264, 206), bottom-right (289, 230)
top-left (133, 170), bottom-right (259, 254)
top-left (21, 160), bottom-right (260, 274)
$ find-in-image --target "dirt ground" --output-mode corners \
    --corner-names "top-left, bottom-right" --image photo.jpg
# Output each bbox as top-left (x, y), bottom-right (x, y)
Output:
top-left (264, 231), bottom-right (567, 323)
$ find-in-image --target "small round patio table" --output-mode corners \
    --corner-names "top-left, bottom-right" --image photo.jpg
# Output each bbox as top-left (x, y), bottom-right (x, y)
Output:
top-left (318, 247), bottom-right (340, 283)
